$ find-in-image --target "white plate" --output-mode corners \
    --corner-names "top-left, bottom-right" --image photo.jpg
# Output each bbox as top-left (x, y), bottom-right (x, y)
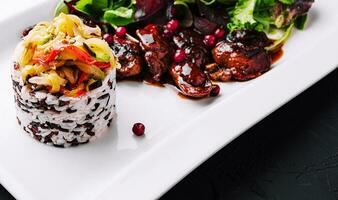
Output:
top-left (0, 1), bottom-right (337, 200)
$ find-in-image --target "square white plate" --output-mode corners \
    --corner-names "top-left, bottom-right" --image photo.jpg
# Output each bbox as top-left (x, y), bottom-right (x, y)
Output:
top-left (0, 1), bottom-right (338, 200)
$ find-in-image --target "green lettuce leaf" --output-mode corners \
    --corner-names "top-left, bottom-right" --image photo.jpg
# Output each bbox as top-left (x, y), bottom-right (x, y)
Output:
top-left (103, 6), bottom-right (135, 26)
top-left (54, 0), bottom-right (69, 17)
top-left (227, 0), bottom-right (264, 32)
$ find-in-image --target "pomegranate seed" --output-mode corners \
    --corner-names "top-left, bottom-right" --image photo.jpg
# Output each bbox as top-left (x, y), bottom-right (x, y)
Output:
top-left (214, 28), bottom-right (225, 38)
top-left (167, 19), bottom-right (179, 32)
top-left (103, 33), bottom-right (114, 44)
top-left (132, 123), bottom-right (145, 136)
top-left (203, 35), bottom-right (216, 47)
top-left (210, 85), bottom-right (220, 97)
top-left (115, 26), bottom-right (127, 38)
top-left (174, 49), bottom-right (186, 63)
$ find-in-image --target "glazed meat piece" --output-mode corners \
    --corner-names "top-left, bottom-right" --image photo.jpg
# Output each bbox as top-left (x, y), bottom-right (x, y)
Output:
top-left (212, 30), bottom-right (271, 81)
top-left (173, 29), bottom-right (209, 68)
top-left (205, 63), bottom-right (232, 82)
top-left (136, 24), bottom-right (174, 81)
top-left (170, 62), bottom-right (212, 98)
top-left (111, 35), bottom-right (142, 78)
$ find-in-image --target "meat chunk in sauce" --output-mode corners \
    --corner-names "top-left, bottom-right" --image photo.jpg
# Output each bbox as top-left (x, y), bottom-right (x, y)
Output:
top-left (205, 63), bottom-right (232, 82)
top-left (212, 30), bottom-right (271, 81)
top-left (170, 62), bottom-right (213, 98)
top-left (136, 24), bottom-right (174, 81)
top-left (172, 29), bottom-right (209, 68)
top-left (112, 35), bottom-right (143, 78)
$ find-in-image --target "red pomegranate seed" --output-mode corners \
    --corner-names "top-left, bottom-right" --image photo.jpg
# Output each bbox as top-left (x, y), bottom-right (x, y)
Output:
top-left (103, 33), bottom-right (114, 44)
top-left (214, 28), bottom-right (225, 38)
top-left (115, 26), bottom-right (127, 38)
top-left (174, 49), bottom-right (186, 63)
top-left (132, 123), bottom-right (145, 136)
top-left (203, 35), bottom-right (216, 47)
top-left (210, 85), bottom-right (220, 97)
top-left (167, 19), bottom-right (179, 32)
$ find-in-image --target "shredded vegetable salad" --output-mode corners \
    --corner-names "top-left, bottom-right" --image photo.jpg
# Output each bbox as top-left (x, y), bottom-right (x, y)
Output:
top-left (15, 13), bottom-right (118, 97)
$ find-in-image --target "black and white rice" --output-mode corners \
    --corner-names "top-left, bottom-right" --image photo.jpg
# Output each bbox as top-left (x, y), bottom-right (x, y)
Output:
top-left (11, 65), bottom-right (116, 147)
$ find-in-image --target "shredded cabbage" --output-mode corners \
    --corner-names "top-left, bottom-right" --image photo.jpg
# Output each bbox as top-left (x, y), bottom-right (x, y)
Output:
top-left (15, 13), bottom-right (118, 96)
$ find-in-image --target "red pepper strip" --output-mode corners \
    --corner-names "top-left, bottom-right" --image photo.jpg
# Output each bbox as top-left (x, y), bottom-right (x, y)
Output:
top-left (63, 45), bottom-right (95, 64)
top-left (76, 90), bottom-right (86, 97)
top-left (32, 49), bottom-right (61, 64)
top-left (93, 61), bottom-right (110, 69)
top-left (77, 72), bottom-right (89, 85)
top-left (44, 49), bottom-right (61, 63)
top-left (63, 46), bottom-right (111, 68)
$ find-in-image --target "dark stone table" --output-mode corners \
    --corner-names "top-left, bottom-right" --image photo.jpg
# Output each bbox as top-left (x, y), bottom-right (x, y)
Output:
top-left (2, 69), bottom-right (338, 200)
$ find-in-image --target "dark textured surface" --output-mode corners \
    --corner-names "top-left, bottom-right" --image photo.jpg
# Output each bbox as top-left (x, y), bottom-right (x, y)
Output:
top-left (2, 69), bottom-right (338, 200)
top-left (161, 69), bottom-right (338, 200)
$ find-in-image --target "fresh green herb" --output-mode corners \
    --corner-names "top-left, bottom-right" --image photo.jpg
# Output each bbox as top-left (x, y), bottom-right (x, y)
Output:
top-left (254, 0), bottom-right (276, 30)
top-left (279, 0), bottom-right (293, 5)
top-left (227, 0), bottom-right (263, 32)
top-left (228, 0), bottom-right (309, 33)
top-left (266, 23), bottom-right (294, 51)
top-left (75, 0), bottom-right (108, 16)
top-left (103, 6), bottom-right (135, 26)
top-left (54, 0), bottom-right (69, 17)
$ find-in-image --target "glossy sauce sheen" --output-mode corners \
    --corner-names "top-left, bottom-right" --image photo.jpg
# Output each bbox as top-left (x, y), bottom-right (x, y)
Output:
top-left (271, 49), bottom-right (284, 64)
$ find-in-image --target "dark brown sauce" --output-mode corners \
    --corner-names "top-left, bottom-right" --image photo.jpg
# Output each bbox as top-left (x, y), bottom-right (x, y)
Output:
top-left (271, 48), bottom-right (284, 64)
top-left (143, 77), bottom-right (165, 87)
top-left (177, 92), bottom-right (190, 100)
top-left (177, 92), bottom-right (200, 100)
